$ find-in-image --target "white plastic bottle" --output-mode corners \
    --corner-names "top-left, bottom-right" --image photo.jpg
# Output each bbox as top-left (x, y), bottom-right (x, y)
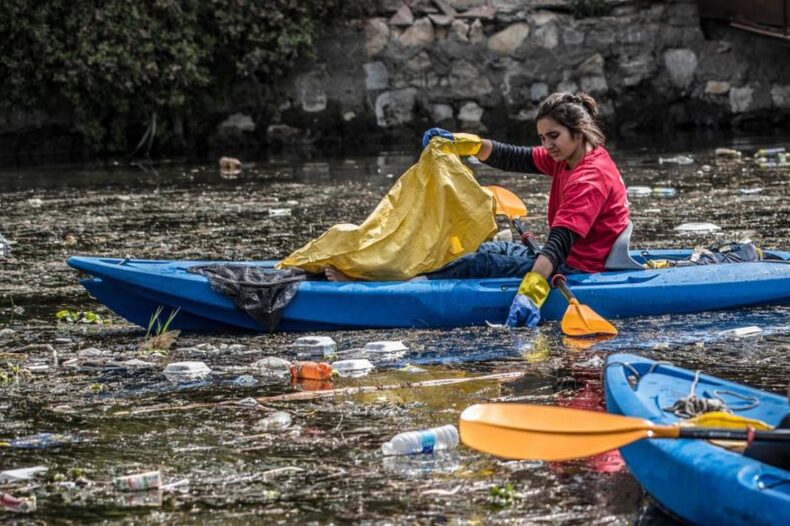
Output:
top-left (380, 424), bottom-right (459, 455)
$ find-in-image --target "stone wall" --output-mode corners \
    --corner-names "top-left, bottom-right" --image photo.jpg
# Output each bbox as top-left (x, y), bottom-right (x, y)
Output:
top-left (3, 0), bottom-right (790, 161)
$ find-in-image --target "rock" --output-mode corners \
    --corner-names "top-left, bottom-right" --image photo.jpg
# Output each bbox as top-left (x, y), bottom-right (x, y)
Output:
top-left (457, 101), bottom-right (484, 124)
top-left (434, 0), bottom-right (457, 16)
top-left (217, 113), bottom-right (255, 133)
top-left (487, 23), bottom-right (530, 55)
top-left (468, 19), bottom-right (485, 43)
top-left (531, 11), bottom-right (557, 26)
top-left (532, 23), bottom-right (559, 49)
top-left (770, 85), bottom-right (790, 108)
top-left (428, 14), bottom-right (453, 26)
top-left (390, 4), bottom-right (414, 26)
top-left (393, 52), bottom-right (436, 89)
top-left (375, 89), bottom-right (417, 127)
top-left (663, 48), bottom-right (697, 89)
top-left (431, 103), bottom-right (455, 122)
top-left (398, 17), bottom-right (435, 47)
top-left (562, 28), bottom-right (585, 46)
top-left (578, 53), bottom-right (604, 76)
top-left (619, 54), bottom-right (655, 87)
top-left (529, 82), bottom-right (548, 102)
top-left (295, 68), bottom-right (328, 113)
top-left (366, 18), bottom-right (391, 57)
top-left (449, 60), bottom-right (492, 99)
top-left (705, 81), bottom-right (730, 95)
top-left (364, 62), bottom-right (389, 91)
top-left (458, 5), bottom-right (496, 18)
top-left (267, 124), bottom-right (303, 145)
top-left (729, 85), bottom-right (753, 113)
top-left (556, 80), bottom-right (579, 93)
top-left (580, 75), bottom-right (608, 95)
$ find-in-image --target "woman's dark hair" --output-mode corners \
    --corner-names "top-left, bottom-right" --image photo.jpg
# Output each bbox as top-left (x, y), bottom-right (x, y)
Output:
top-left (536, 92), bottom-right (605, 147)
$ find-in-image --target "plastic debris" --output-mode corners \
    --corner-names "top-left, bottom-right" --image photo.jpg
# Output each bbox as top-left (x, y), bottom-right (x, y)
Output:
top-left (268, 208), bottom-right (292, 217)
top-left (163, 361), bottom-right (211, 382)
top-left (290, 361), bottom-right (334, 381)
top-left (250, 356), bottom-right (291, 375)
top-left (652, 187), bottom-right (677, 197)
top-left (492, 229), bottom-right (513, 243)
top-left (627, 186), bottom-right (652, 197)
top-left (754, 147), bottom-right (786, 158)
top-left (254, 411), bottom-right (293, 431)
top-left (219, 156), bottom-right (242, 175)
top-left (237, 397), bottom-right (260, 407)
top-left (0, 466), bottom-right (48, 483)
top-left (361, 341), bottom-right (408, 362)
top-left (6, 433), bottom-right (70, 449)
top-left (331, 359), bottom-right (375, 378)
top-left (0, 233), bottom-right (12, 258)
top-left (673, 222), bottom-right (721, 234)
top-left (714, 147), bottom-right (741, 158)
top-left (738, 188), bottom-right (763, 195)
top-left (381, 424), bottom-right (459, 455)
top-left (232, 374), bottom-right (257, 387)
top-left (658, 155), bottom-right (694, 165)
top-left (718, 326), bottom-right (762, 338)
top-left (398, 364), bottom-right (427, 373)
top-left (1, 492), bottom-right (36, 513)
top-left (113, 471), bottom-right (162, 492)
top-left (291, 336), bottom-right (337, 359)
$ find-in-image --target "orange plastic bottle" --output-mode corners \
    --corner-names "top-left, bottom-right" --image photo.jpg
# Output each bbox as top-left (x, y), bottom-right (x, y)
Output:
top-left (290, 361), bottom-right (334, 381)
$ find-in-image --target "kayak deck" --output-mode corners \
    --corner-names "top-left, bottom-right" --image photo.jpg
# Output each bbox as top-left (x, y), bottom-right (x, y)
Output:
top-left (67, 249), bottom-right (790, 332)
top-left (604, 353), bottom-right (790, 526)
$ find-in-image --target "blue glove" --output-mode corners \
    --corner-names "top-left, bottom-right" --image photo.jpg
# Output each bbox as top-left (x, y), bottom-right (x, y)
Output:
top-left (421, 127), bottom-right (454, 148)
top-left (505, 271), bottom-right (550, 328)
top-left (506, 294), bottom-right (542, 328)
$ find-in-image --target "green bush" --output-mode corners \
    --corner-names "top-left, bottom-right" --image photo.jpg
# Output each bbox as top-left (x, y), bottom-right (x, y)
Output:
top-left (0, 0), bottom-right (365, 153)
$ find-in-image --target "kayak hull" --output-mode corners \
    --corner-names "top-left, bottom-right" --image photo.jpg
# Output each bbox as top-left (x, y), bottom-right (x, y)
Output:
top-left (67, 250), bottom-right (790, 332)
top-left (604, 353), bottom-right (790, 526)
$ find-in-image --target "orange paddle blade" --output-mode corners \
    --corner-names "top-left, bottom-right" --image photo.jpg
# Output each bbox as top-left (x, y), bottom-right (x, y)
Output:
top-left (459, 404), bottom-right (673, 461)
top-left (485, 185), bottom-right (527, 220)
top-left (561, 299), bottom-right (618, 337)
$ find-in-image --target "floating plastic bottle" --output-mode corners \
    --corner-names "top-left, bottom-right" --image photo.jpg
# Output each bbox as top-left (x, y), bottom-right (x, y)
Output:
top-left (113, 471), bottom-right (162, 492)
top-left (652, 187), bottom-right (677, 197)
top-left (754, 147), bottom-right (786, 158)
top-left (0, 466), bottom-right (48, 483)
top-left (331, 359), bottom-right (374, 378)
top-left (381, 424), bottom-right (459, 456)
top-left (290, 361), bottom-right (334, 381)
top-left (718, 326), bottom-right (762, 338)
top-left (673, 222), bottom-right (721, 234)
top-left (658, 155), bottom-right (694, 165)
top-left (291, 336), bottom-right (337, 359)
top-left (627, 186), bottom-right (652, 197)
top-left (255, 411), bottom-right (292, 431)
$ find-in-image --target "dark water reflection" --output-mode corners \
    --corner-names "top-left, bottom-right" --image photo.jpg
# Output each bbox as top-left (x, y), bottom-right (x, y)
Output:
top-left (0, 135), bottom-right (788, 524)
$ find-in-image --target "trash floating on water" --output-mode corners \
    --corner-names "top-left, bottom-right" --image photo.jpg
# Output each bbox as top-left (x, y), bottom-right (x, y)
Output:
top-left (0, 466), bottom-right (48, 482)
top-left (627, 186), bottom-right (652, 197)
top-left (332, 358), bottom-right (375, 378)
top-left (7, 433), bottom-right (74, 449)
top-left (219, 156), bottom-right (242, 175)
top-left (163, 361), bottom-right (212, 382)
top-left (381, 424), bottom-right (459, 456)
top-left (673, 222), bottom-right (721, 234)
top-left (113, 471), bottom-right (162, 492)
top-left (0, 233), bottom-right (12, 258)
top-left (0, 492), bottom-right (36, 513)
top-left (251, 356), bottom-right (291, 375)
top-left (398, 364), bottom-right (427, 373)
top-left (232, 374), bottom-right (257, 387)
top-left (718, 326), bottom-right (762, 338)
top-left (290, 361), bottom-right (334, 381)
top-left (268, 208), bottom-right (292, 217)
top-left (361, 341), bottom-right (408, 363)
top-left (738, 188), bottom-right (764, 195)
top-left (658, 155), bottom-right (694, 165)
top-left (714, 147), bottom-right (741, 158)
top-left (652, 187), bottom-right (677, 197)
top-left (291, 336), bottom-right (337, 359)
top-left (754, 147), bottom-right (786, 158)
top-left (254, 411), bottom-right (292, 431)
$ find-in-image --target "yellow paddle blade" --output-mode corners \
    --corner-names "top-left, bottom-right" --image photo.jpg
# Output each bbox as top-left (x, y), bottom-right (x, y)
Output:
top-left (685, 411), bottom-right (773, 431)
top-left (485, 185), bottom-right (527, 220)
top-left (561, 299), bottom-right (618, 337)
top-left (459, 404), bottom-right (668, 461)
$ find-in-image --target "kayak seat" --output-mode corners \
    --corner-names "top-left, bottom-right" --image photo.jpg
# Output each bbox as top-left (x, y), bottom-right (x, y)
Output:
top-left (604, 221), bottom-right (644, 270)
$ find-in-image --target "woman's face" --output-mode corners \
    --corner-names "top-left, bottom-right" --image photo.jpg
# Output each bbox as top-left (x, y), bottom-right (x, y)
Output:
top-left (536, 117), bottom-right (583, 162)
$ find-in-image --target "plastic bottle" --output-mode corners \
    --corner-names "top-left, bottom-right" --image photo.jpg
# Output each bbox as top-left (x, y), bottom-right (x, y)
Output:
top-left (381, 424), bottom-right (459, 455)
top-left (290, 361), bottom-right (334, 381)
top-left (754, 147), bottom-right (785, 158)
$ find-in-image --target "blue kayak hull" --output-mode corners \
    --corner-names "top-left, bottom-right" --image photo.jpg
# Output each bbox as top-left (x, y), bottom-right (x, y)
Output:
top-left (604, 354), bottom-right (790, 526)
top-left (67, 250), bottom-right (790, 332)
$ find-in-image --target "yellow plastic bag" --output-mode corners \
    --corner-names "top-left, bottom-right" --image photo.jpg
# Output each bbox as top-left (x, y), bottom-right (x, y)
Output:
top-left (278, 138), bottom-right (497, 281)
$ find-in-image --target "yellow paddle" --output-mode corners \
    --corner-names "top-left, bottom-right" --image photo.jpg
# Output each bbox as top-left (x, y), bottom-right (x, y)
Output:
top-left (485, 185), bottom-right (617, 337)
top-left (459, 403), bottom-right (790, 461)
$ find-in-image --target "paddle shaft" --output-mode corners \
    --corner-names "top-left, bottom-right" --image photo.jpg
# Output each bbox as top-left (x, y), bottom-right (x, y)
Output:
top-left (677, 427), bottom-right (790, 442)
top-left (514, 228), bottom-right (578, 304)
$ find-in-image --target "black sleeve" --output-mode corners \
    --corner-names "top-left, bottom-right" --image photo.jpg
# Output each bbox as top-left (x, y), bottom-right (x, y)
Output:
top-left (483, 141), bottom-right (541, 174)
top-left (539, 227), bottom-right (577, 270)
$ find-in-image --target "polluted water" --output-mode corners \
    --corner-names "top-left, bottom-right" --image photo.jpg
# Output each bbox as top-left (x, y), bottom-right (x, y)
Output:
top-left (0, 141), bottom-right (788, 523)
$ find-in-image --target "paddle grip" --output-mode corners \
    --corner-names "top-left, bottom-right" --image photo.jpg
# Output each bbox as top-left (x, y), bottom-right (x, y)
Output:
top-left (551, 274), bottom-right (575, 303)
top-left (677, 427), bottom-right (790, 442)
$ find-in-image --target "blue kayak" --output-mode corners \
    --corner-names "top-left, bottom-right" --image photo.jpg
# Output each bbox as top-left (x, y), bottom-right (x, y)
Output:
top-left (67, 249), bottom-right (790, 332)
top-left (605, 353), bottom-right (790, 526)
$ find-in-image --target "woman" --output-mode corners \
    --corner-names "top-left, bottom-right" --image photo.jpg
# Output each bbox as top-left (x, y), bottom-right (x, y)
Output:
top-left (423, 91), bottom-right (630, 327)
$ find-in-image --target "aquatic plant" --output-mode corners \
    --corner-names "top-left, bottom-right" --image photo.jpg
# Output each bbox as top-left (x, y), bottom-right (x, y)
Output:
top-left (55, 309), bottom-right (111, 325)
top-left (140, 306), bottom-right (181, 354)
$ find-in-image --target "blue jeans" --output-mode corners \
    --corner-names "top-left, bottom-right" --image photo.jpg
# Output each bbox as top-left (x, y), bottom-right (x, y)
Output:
top-left (425, 241), bottom-right (581, 280)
